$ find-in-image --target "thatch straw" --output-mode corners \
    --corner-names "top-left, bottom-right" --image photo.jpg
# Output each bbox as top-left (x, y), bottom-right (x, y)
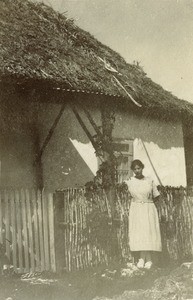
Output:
top-left (0, 0), bottom-right (193, 119)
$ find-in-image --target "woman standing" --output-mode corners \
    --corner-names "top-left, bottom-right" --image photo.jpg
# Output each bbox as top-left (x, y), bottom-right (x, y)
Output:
top-left (124, 159), bottom-right (162, 269)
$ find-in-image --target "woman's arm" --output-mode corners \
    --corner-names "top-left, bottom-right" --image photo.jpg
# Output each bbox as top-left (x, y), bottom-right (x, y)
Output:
top-left (152, 180), bottom-right (160, 199)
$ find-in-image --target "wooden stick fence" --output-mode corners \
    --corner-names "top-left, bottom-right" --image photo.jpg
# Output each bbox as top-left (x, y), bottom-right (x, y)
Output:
top-left (0, 186), bottom-right (192, 274)
top-left (0, 189), bottom-right (56, 273)
top-left (155, 187), bottom-right (193, 262)
top-left (54, 186), bottom-right (193, 272)
top-left (54, 189), bottom-right (111, 272)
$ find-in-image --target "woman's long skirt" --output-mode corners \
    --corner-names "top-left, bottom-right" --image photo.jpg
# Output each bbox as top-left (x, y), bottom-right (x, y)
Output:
top-left (129, 202), bottom-right (162, 251)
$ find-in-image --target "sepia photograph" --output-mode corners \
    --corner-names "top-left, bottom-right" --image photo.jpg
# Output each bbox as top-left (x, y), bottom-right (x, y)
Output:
top-left (0, 0), bottom-right (193, 299)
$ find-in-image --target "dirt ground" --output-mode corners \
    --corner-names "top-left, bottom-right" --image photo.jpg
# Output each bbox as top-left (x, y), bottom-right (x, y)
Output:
top-left (0, 262), bottom-right (193, 300)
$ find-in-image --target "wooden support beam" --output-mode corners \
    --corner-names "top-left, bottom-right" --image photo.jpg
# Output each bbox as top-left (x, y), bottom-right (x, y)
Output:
top-left (31, 124), bottom-right (43, 189)
top-left (81, 104), bottom-right (103, 139)
top-left (34, 102), bottom-right (67, 164)
top-left (70, 103), bottom-right (97, 149)
top-left (69, 102), bottom-right (103, 161)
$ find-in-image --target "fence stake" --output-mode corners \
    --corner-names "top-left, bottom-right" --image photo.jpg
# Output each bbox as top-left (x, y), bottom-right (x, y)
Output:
top-left (48, 193), bottom-right (56, 272)
top-left (15, 189), bottom-right (23, 273)
top-left (26, 189), bottom-right (35, 272)
top-left (37, 189), bottom-right (45, 271)
top-left (42, 191), bottom-right (50, 271)
top-left (32, 189), bottom-right (40, 271)
top-left (5, 190), bottom-right (11, 261)
top-left (10, 190), bottom-right (17, 272)
top-left (53, 192), bottom-right (65, 273)
top-left (0, 191), bottom-right (3, 244)
top-left (21, 189), bottom-right (30, 272)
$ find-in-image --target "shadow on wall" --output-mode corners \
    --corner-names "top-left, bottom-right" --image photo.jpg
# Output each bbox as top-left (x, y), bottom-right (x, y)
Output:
top-left (37, 102), bottom-right (100, 190)
top-left (42, 134), bottom-right (95, 190)
top-left (0, 94), bottom-right (38, 188)
top-left (114, 109), bottom-right (184, 149)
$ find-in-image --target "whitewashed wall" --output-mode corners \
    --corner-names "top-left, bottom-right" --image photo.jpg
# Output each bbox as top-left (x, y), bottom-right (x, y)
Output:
top-left (67, 109), bottom-right (187, 187)
top-left (133, 138), bottom-right (186, 186)
top-left (38, 101), bottom-right (187, 189)
top-left (114, 111), bottom-right (187, 187)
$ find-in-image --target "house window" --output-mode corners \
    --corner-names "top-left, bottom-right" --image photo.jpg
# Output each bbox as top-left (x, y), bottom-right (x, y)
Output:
top-left (112, 139), bottom-right (134, 183)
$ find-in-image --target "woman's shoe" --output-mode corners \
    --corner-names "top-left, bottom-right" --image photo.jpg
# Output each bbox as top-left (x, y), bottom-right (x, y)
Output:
top-left (137, 258), bottom-right (145, 269)
top-left (144, 261), bottom-right (153, 269)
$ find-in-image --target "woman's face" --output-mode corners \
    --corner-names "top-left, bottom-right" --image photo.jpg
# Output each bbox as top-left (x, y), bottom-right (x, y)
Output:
top-left (133, 164), bottom-right (143, 177)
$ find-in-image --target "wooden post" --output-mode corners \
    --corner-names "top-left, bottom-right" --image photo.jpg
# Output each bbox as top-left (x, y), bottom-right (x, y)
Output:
top-left (21, 189), bottom-right (30, 272)
top-left (26, 189), bottom-right (35, 272)
top-left (5, 190), bottom-right (11, 261)
top-left (10, 191), bottom-right (17, 272)
top-left (37, 190), bottom-right (45, 271)
top-left (101, 103), bottom-right (120, 260)
top-left (31, 125), bottom-right (43, 190)
top-left (42, 191), bottom-right (50, 271)
top-left (0, 191), bottom-right (3, 244)
top-left (32, 189), bottom-right (40, 271)
top-left (15, 189), bottom-right (23, 273)
top-left (29, 103), bottom-right (43, 189)
top-left (53, 191), bottom-right (66, 273)
top-left (101, 103), bottom-right (116, 213)
top-left (48, 193), bottom-right (56, 272)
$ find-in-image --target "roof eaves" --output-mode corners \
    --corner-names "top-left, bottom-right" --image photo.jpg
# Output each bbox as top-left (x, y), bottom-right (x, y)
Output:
top-left (52, 86), bottom-right (122, 98)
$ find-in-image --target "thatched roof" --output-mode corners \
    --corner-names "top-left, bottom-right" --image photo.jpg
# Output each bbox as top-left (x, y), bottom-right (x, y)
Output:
top-left (0, 0), bottom-right (193, 118)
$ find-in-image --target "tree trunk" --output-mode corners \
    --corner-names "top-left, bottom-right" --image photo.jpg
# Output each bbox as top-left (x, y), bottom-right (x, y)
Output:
top-left (101, 103), bottom-right (120, 259)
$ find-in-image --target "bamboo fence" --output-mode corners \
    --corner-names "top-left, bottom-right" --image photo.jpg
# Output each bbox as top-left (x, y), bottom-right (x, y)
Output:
top-left (0, 186), bottom-right (192, 273)
top-left (54, 186), bottom-right (193, 272)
